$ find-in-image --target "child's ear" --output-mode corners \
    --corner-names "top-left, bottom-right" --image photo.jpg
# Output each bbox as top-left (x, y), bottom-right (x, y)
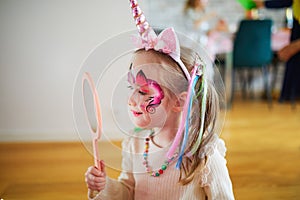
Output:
top-left (172, 92), bottom-right (187, 112)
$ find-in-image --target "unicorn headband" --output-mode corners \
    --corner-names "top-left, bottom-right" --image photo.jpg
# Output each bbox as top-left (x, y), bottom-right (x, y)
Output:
top-left (130, 0), bottom-right (191, 81)
top-left (129, 0), bottom-right (207, 168)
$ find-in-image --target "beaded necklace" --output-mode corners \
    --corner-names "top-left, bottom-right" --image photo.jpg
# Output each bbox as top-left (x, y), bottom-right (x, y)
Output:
top-left (142, 131), bottom-right (178, 177)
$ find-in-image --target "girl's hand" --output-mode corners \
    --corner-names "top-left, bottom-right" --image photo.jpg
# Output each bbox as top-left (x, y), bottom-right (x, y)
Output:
top-left (85, 160), bottom-right (106, 192)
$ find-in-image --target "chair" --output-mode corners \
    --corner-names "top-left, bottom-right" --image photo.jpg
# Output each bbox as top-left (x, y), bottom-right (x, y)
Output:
top-left (231, 19), bottom-right (273, 106)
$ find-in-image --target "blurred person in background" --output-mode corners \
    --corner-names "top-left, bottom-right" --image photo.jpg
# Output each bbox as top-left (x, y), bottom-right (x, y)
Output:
top-left (183, 0), bottom-right (229, 42)
top-left (183, 0), bottom-right (231, 60)
top-left (255, 0), bottom-right (300, 102)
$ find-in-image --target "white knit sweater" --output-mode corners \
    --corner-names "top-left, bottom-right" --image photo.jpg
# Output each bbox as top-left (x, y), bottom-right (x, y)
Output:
top-left (88, 134), bottom-right (234, 200)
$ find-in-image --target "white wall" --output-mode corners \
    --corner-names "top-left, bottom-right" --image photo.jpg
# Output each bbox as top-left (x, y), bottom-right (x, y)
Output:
top-left (0, 0), bottom-right (135, 141)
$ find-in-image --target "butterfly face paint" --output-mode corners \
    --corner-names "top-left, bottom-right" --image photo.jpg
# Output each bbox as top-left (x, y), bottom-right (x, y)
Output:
top-left (127, 69), bottom-right (164, 114)
top-left (126, 61), bottom-right (185, 130)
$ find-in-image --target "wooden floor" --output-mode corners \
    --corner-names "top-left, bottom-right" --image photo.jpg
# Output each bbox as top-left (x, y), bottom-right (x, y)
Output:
top-left (1, 100), bottom-right (300, 200)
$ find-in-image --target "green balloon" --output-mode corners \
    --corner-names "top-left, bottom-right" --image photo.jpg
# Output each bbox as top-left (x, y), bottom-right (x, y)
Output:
top-left (237, 0), bottom-right (256, 10)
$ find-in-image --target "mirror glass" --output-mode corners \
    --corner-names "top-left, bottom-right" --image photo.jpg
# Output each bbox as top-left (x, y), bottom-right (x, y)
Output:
top-left (83, 78), bottom-right (98, 133)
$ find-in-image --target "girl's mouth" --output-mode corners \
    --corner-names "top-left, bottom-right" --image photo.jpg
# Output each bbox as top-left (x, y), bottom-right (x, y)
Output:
top-left (131, 110), bottom-right (143, 117)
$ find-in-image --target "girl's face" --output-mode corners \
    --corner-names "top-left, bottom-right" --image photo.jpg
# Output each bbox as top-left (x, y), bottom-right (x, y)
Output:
top-left (127, 52), bottom-right (177, 129)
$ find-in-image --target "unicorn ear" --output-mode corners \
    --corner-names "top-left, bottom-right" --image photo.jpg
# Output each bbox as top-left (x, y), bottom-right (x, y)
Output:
top-left (156, 28), bottom-right (180, 56)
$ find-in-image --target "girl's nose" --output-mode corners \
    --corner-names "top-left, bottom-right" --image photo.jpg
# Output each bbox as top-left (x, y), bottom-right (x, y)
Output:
top-left (128, 91), bottom-right (137, 106)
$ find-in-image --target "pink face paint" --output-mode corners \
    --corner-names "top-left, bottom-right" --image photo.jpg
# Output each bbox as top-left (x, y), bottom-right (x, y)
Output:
top-left (128, 70), bottom-right (164, 114)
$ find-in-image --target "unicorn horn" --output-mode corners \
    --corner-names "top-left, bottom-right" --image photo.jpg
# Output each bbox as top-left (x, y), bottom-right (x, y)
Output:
top-left (129, 0), bottom-right (151, 39)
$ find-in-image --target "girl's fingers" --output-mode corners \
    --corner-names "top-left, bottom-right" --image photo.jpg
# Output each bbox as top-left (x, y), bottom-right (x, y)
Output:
top-left (87, 178), bottom-right (106, 191)
top-left (86, 175), bottom-right (106, 191)
top-left (87, 166), bottom-right (102, 177)
top-left (85, 164), bottom-right (106, 191)
top-left (86, 172), bottom-right (106, 183)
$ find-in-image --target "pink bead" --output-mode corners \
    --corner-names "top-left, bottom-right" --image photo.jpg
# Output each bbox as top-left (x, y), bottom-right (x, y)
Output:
top-left (132, 6), bottom-right (142, 18)
top-left (137, 22), bottom-right (149, 33)
top-left (129, 0), bottom-right (137, 8)
top-left (135, 14), bottom-right (145, 25)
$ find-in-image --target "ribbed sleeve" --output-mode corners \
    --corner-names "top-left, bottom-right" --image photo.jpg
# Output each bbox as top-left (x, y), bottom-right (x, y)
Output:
top-left (203, 140), bottom-right (235, 199)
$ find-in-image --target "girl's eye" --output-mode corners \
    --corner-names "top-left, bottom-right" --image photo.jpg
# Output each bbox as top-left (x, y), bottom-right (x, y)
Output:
top-left (138, 90), bottom-right (147, 95)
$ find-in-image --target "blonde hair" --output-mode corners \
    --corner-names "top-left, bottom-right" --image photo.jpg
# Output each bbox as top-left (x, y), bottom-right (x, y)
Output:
top-left (134, 47), bottom-right (219, 185)
top-left (178, 47), bottom-right (219, 185)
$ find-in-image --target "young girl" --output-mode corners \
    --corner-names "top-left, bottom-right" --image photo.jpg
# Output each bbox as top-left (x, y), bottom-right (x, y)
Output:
top-left (85, 1), bottom-right (234, 199)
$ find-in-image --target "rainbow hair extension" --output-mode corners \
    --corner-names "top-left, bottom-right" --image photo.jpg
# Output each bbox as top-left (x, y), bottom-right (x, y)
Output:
top-left (187, 66), bottom-right (207, 157)
top-left (166, 66), bottom-right (197, 160)
top-left (176, 65), bottom-right (200, 168)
